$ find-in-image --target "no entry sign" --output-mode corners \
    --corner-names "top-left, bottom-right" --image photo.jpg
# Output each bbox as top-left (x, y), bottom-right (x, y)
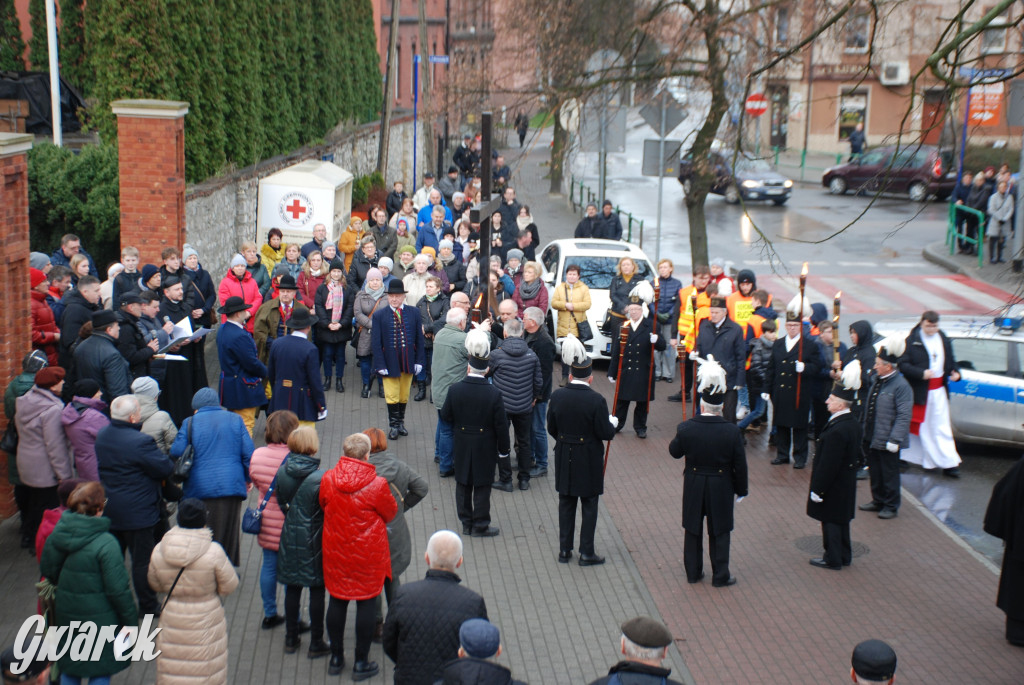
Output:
top-left (745, 93), bottom-right (768, 117)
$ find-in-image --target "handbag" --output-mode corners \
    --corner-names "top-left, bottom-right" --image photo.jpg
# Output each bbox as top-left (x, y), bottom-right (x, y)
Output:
top-left (171, 417), bottom-right (194, 483)
top-left (599, 308), bottom-right (615, 335)
top-left (242, 458), bottom-right (286, 535)
top-left (1, 421), bottom-right (18, 454)
top-left (573, 313), bottom-right (594, 342)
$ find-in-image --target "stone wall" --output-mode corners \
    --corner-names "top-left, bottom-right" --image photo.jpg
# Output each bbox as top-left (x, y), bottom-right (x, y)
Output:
top-left (184, 115), bottom-right (420, 279)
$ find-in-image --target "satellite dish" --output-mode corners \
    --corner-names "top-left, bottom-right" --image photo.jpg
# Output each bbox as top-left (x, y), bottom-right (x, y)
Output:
top-left (559, 98), bottom-right (581, 132)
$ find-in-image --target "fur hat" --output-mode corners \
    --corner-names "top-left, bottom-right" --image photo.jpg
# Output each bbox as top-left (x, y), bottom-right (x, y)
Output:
top-left (875, 333), bottom-right (906, 364)
top-left (697, 355), bottom-right (727, 406)
top-left (465, 327), bottom-right (491, 372)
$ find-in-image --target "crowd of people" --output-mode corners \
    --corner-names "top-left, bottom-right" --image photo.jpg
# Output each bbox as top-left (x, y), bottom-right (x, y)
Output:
top-left (6, 137), bottom-right (1019, 685)
top-left (951, 163), bottom-right (1017, 263)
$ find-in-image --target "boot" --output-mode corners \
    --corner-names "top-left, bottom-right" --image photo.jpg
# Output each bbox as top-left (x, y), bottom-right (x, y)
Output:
top-left (377, 376), bottom-right (385, 398)
top-left (990, 237), bottom-right (1000, 263)
top-left (387, 404), bottom-right (400, 440)
top-left (414, 381), bottom-right (427, 402)
top-left (397, 403), bottom-right (410, 436)
top-left (335, 377), bottom-right (344, 393)
top-left (998, 238), bottom-right (1006, 263)
top-left (361, 384), bottom-right (370, 399)
top-left (323, 376), bottom-right (332, 391)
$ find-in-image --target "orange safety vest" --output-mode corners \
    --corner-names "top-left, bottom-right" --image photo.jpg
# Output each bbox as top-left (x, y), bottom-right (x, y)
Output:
top-left (676, 285), bottom-right (710, 352)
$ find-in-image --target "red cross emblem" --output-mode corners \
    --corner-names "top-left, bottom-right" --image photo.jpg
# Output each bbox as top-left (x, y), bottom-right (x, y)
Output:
top-left (285, 199), bottom-right (307, 220)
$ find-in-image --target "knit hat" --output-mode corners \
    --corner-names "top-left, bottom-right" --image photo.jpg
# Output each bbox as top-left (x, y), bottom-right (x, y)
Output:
top-left (30, 268), bottom-right (47, 289)
top-left (439, 239), bottom-right (454, 251)
top-left (398, 245), bottom-right (417, 257)
top-left (35, 366), bottom-right (65, 389)
top-left (29, 252), bottom-right (51, 271)
top-left (272, 263), bottom-right (290, 279)
top-left (191, 387), bottom-right (220, 410)
top-left (141, 263), bottom-right (160, 284)
top-left (73, 378), bottom-right (101, 399)
top-left (182, 244), bottom-right (199, 262)
top-left (506, 248), bottom-right (524, 263)
top-left (131, 376), bottom-right (161, 399)
top-left (329, 257), bottom-right (346, 272)
top-left (366, 268), bottom-right (383, 283)
top-left (377, 257), bottom-right (394, 273)
top-left (177, 498), bottom-right (208, 529)
top-left (710, 257), bottom-right (726, 269)
top-left (421, 246), bottom-right (436, 259)
top-left (459, 619), bottom-right (501, 659)
top-left (468, 231), bottom-right (480, 242)
top-left (230, 253), bottom-right (246, 269)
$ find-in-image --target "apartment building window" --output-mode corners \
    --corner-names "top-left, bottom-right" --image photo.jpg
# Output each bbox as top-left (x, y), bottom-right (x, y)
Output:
top-left (981, 8), bottom-right (1009, 54)
top-left (844, 10), bottom-right (870, 53)
top-left (839, 89), bottom-right (868, 140)
top-left (776, 6), bottom-right (790, 46)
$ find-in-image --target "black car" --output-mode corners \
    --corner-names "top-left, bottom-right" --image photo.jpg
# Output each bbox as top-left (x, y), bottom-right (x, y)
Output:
top-left (678, 151), bottom-right (794, 205)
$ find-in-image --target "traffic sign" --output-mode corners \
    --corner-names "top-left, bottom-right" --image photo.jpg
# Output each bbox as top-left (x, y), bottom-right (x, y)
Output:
top-left (641, 139), bottom-right (682, 177)
top-left (745, 93), bottom-right (768, 117)
top-left (745, 92), bottom-right (770, 116)
top-left (428, 55), bottom-right (450, 65)
top-left (639, 91), bottom-right (687, 135)
top-left (968, 81), bottom-right (1004, 127)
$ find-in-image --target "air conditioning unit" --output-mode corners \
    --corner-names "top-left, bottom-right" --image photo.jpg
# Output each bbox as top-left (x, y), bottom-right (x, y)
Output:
top-left (880, 61), bottom-right (910, 86)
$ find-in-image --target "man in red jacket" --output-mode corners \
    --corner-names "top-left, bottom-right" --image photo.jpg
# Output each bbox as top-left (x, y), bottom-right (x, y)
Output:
top-left (29, 268), bottom-right (60, 366)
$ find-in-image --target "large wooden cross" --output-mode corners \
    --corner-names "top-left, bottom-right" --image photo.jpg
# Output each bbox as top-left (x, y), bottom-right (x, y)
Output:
top-left (469, 112), bottom-right (504, 322)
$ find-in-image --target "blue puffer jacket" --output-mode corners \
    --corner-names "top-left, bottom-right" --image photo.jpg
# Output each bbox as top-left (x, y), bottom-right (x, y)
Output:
top-left (487, 337), bottom-right (542, 415)
top-left (170, 406), bottom-right (254, 500)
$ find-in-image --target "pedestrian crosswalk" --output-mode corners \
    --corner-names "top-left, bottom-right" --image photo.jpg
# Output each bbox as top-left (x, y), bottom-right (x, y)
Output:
top-left (755, 273), bottom-right (1021, 317)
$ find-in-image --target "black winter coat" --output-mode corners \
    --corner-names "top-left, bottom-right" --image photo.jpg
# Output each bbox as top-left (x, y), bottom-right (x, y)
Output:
top-left (609, 316), bottom-right (666, 402)
top-left (899, 324), bottom-right (957, 405)
top-left (807, 412), bottom-right (862, 524)
top-left (73, 331), bottom-right (132, 404)
top-left (695, 317), bottom-right (746, 388)
top-left (417, 295), bottom-right (450, 349)
top-left (984, 456), bottom-right (1024, 621)
top-left (600, 211), bottom-right (623, 240)
top-left (525, 327), bottom-right (556, 402)
top-left (608, 275), bottom-right (642, 316)
top-left (386, 190), bottom-right (408, 219)
top-left (574, 216), bottom-right (603, 239)
top-left (587, 661), bottom-right (684, 685)
top-left (347, 252), bottom-right (380, 289)
top-left (116, 310), bottom-right (155, 379)
top-left (314, 282), bottom-right (355, 345)
top-left (548, 383), bottom-right (616, 498)
top-left (59, 289), bottom-right (100, 366)
top-left (440, 259), bottom-right (467, 294)
top-left (435, 658), bottom-right (527, 685)
top-left (186, 264), bottom-right (218, 326)
top-left (843, 320), bottom-right (877, 417)
top-left (95, 419), bottom-right (174, 531)
top-left (382, 569), bottom-right (488, 685)
top-left (487, 337), bottom-right (542, 414)
top-left (765, 335), bottom-right (823, 427)
top-left (669, 415), bottom-right (748, 535)
top-left (275, 453), bottom-right (325, 588)
top-left (441, 376), bottom-right (510, 487)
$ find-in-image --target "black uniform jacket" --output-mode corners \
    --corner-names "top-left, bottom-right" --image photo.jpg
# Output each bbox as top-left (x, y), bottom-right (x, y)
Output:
top-left (609, 315), bottom-right (666, 402)
top-left (668, 414), bottom-right (748, 536)
top-left (899, 324), bottom-right (957, 406)
top-left (547, 382), bottom-right (616, 498)
top-left (766, 334), bottom-right (823, 427)
top-left (807, 411), bottom-right (862, 524)
top-left (440, 375), bottom-right (510, 487)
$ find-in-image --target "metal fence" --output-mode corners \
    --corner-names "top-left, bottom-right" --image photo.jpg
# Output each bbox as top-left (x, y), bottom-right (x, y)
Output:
top-left (568, 175), bottom-right (645, 245)
top-left (946, 203), bottom-right (987, 268)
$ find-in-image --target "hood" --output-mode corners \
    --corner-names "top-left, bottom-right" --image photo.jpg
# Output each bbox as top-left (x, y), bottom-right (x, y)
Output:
top-left (754, 305), bottom-right (777, 320)
top-left (60, 397), bottom-right (106, 427)
top-left (158, 526), bottom-right (213, 567)
top-left (809, 303), bottom-right (828, 325)
top-left (498, 337), bottom-right (529, 357)
top-left (284, 452), bottom-right (321, 479)
top-left (48, 510), bottom-right (112, 553)
top-left (440, 658), bottom-right (513, 685)
top-left (849, 320), bottom-right (874, 349)
top-left (18, 386), bottom-right (63, 423)
top-left (735, 269), bottom-right (757, 289)
top-left (226, 267), bottom-right (253, 282)
top-left (325, 456), bottom-right (378, 494)
top-left (136, 394), bottom-right (159, 422)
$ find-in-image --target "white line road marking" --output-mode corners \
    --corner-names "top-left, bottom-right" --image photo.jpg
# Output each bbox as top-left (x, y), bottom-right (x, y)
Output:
top-left (828, 277), bottom-right (900, 312)
top-left (874, 277), bottom-right (953, 312)
top-left (925, 278), bottom-right (1009, 311)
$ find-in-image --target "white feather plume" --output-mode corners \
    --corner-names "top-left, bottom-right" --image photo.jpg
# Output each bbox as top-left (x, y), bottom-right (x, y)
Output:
top-left (628, 280), bottom-right (655, 305)
top-left (840, 359), bottom-right (862, 391)
top-left (560, 333), bottom-right (588, 366)
top-left (465, 327), bottom-right (491, 359)
top-left (786, 293), bottom-right (812, 319)
top-left (874, 333), bottom-right (906, 360)
top-left (696, 354), bottom-right (727, 396)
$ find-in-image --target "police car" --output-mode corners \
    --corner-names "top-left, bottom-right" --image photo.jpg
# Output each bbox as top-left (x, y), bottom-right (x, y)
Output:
top-left (538, 239), bottom-right (656, 360)
top-left (875, 310), bottom-right (1024, 448)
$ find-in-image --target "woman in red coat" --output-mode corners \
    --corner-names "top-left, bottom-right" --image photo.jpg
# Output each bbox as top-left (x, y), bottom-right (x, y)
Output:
top-left (319, 432), bottom-right (397, 679)
top-left (30, 268), bottom-right (60, 365)
top-left (217, 254), bottom-right (263, 333)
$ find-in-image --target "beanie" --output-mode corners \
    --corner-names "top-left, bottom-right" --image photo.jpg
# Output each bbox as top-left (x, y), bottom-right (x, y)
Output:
top-left (230, 254), bottom-right (246, 269)
top-left (191, 387), bottom-right (220, 410)
top-left (366, 268), bottom-right (383, 283)
top-left (30, 268), bottom-right (47, 289)
top-left (73, 378), bottom-right (101, 399)
top-left (141, 263), bottom-right (160, 283)
top-left (29, 252), bottom-right (51, 271)
top-left (181, 244), bottom-right (199, 262)
top-left (177, 498), bottom-right (208, 529)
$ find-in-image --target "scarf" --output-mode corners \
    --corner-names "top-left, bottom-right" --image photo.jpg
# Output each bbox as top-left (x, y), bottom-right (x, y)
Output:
top-left (364, 281), bottom-right (386, 301)
top-left (517, 215), bottom-right (533, 232)
top-left (439, 252), bottom-right (456, 266)
top-left (326, 279), bottom-right (345, 322)
top-left (519, 277), bottom-right (542, 301)
top-left (426, 293), bottom-right (438, 302)
top-left (308, 267), bottom-right (322, 277)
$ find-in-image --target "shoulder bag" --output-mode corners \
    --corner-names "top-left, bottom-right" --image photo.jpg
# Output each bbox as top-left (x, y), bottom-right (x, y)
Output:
top-left (242, 457), bottom-right (287, 535)
top-left (351, 297), bottom-right (385, 350)
top-left (159, 567), bottom-right (186, 613)
top-left (171, 416), bottom-right (195, 483)
top-left (1, 421), bottom-right (18, 455)
top-left (566, 285), bottom-right (594, 342)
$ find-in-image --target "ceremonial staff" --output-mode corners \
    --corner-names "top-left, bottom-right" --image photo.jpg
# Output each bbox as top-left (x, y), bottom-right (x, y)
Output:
top-left (677, 338), bottom-right (688, 420)
top-left (603, 323), bottom-right (630, 475)
top-left (645, 278), bottom-right (660, 414)
top-left (690, 291), bottom-right (699, 416)
top-left (833, 291), bottom-right (842, 364)
top-left (795, 262), bottom-right (808, 406)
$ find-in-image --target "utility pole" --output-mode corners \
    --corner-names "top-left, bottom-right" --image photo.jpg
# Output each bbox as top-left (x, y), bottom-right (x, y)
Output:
top-left (418, 0), bottom-right (433, 175)
top-left (376, 0), bottom-right (402, 177)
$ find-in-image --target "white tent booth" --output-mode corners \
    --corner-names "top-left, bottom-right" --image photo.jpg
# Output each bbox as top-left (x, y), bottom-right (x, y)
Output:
top-left (256, 160), bottom-right (354, 249)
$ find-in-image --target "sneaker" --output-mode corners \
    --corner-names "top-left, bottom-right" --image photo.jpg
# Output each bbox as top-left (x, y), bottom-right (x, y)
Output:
top-left (528, 466), bottom-right (548, 477)
top-left (492, 480), bottom-right (514, 493)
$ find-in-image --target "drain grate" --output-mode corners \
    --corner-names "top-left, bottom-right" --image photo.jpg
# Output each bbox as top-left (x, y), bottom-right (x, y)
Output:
top-left (794, 535), bottom-right (869, 558)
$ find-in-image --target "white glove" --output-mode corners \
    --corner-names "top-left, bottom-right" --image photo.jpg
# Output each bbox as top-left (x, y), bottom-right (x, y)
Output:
top-left (735, 496), bottom-right (746, 504)
top-left (794, 361), bottom-right (805, 373)
top-left (414, 364), bottom-right (423, 375)
top-left (609, 377), bottom-right (616, 383)
top-left (689, 351), bottom-right (699, 361)
top-left (608, 414), bottom-right (619, 429)
top-left (650, 333), bottom-right (658, 344)
top-left (377, 369), bottom-right (388, 377)
top-left (317, 409), bottom-right (328, 421)
top-left (809, 492), bottom-right (823, 503)
top-left (498, 454), bottom-right (509, 460)
top-left (886, 441), bottom-right (900, 453)
top-left (761, 393), bottom-right (771, 401)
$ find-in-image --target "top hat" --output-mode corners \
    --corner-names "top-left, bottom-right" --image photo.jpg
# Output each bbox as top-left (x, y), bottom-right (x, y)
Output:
top-left (285, 305), bottom-right (317, 329)
top-left (217, 296), bottom-right (252, 316)
top-left (277, 274), bottom-right (298, 290)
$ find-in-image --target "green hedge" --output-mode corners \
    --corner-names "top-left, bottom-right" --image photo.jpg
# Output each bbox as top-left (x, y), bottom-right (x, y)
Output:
top-left (0, 0), bottom-right (26, 71)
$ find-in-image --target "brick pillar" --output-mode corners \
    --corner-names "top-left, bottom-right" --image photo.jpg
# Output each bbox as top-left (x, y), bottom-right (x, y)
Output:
top-left (0, 133), bottom-right (34, 520)
top-left (112, 100), bottom-right (190, 265)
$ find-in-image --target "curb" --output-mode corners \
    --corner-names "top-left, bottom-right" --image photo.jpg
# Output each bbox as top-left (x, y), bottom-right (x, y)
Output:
top-left (922, 241), bottom-right (967, 276)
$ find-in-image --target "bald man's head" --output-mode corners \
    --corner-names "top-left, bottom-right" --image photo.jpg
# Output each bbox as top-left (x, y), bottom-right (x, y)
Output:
top-left (425, 530), bottom-right (464, 571)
